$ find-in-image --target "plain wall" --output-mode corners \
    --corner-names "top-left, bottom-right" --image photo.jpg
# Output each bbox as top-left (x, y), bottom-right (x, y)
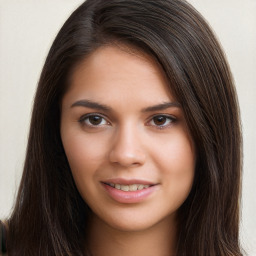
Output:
top-left (0, 0), bottom-right (255, 254)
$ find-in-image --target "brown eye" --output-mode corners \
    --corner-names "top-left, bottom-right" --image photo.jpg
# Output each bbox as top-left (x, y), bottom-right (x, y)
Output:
top-left (153, 116), bottom-right (168, 126)
top-left (88, 115), bottom-right (103, 125)
top-left (79, 114), bottom-right (109, 127)
top-left (148, 115), bottom-right (176, 128)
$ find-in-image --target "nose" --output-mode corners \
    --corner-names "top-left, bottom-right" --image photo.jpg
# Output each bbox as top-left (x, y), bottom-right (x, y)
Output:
top-left (109, 125), bottom-right (146, 167)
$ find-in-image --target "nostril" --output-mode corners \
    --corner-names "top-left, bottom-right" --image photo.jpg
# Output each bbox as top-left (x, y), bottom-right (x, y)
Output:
top-left (109, 149), bottom-right (146, 167)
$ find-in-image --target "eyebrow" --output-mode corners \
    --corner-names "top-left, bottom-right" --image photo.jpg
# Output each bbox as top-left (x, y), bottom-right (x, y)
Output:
top-left (71, 100), bottom-right (111, 111)
top-left (142, 102), bottom-right (181, 112)
top-left (71, 99), bottom-right (181, 112)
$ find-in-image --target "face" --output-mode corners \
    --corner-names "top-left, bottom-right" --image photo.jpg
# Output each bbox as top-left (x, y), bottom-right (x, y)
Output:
top-left (60, 45), bottom-right (195, 232)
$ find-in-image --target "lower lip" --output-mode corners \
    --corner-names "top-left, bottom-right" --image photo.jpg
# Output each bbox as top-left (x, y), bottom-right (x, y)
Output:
top-left (102, 183), bottom-right (158, 204)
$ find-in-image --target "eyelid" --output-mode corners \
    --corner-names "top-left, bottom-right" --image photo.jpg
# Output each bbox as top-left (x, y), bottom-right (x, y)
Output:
top-left (78, 113), bottom-right (111, 126)
top-left (146, 114), bottom-right (177, 129)
top-left (78, 113), bottom-right (176, 129)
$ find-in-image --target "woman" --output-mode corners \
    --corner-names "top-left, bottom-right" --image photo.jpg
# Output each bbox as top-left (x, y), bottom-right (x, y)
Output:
top-left (1, 0), bottom-right (243, 255)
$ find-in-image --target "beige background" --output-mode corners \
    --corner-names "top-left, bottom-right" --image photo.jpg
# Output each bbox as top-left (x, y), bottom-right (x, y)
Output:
top-left (0, 0), bottom-right (255, 254)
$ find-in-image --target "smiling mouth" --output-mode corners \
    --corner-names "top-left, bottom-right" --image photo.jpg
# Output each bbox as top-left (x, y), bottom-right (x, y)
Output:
top-left (102, 181), bottom-right (158, 203)
top-left (104, 183), bottom-right (153, 192)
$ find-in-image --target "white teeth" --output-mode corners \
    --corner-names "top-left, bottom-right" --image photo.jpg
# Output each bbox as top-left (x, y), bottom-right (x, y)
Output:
top-left (138, 184), bottom-right (144, 190)
top-left (129, 184), bottom-right (138, 191)
top-left (120, 185), bottom-right (129, 191)
top-left (109, 183), bottom-right (151, 191)
top-left (115, 184), bottom-right (121, 189)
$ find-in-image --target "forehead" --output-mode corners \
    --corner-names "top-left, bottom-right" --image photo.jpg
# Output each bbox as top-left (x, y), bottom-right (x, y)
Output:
top-left (64, 45), bottom-right (175, 106)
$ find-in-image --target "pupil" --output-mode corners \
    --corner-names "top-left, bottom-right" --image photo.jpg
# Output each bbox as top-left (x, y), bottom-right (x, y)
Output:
top-left (154, 116), bottom-right (166, 125)
top-left (89, 116), bottom-right (102, 125)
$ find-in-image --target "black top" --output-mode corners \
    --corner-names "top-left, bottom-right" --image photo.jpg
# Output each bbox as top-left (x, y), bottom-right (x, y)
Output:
top-left (0, 220), bottom-right (7, 255)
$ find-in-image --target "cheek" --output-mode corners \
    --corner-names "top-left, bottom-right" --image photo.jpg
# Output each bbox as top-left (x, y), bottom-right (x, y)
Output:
top-left (152, 130), bottom-right (195, 169)
top-left (61, 131), bottom-right (109, 179)
top-left (61, 131), bottom-right (111, 204)
top-left (151, 132), bottom-right (195, 198)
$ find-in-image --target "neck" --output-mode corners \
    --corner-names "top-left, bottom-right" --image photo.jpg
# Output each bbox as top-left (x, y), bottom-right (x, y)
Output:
top-left (87, 214), bottom-right (177, 256)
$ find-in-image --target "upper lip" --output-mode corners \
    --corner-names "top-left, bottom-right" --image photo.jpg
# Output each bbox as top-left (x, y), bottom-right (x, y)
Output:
top-left (102, 178), bottom-right (157, 186)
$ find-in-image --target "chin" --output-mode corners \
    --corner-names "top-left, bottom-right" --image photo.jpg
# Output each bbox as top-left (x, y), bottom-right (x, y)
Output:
top-left (95, 209), bottom-right (176, 233)
top-left (110, 220), bottom-right (153, 232)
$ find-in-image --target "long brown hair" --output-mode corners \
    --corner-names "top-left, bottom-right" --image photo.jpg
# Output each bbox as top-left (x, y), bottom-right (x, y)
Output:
top-left (7, 0), bottom-right (243, 255)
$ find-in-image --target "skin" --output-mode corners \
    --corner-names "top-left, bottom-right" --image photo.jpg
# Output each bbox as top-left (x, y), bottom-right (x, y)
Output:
top-left (60, 45), bottom-right (196, 256)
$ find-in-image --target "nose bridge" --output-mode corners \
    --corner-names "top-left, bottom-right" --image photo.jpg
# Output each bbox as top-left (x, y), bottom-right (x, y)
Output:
top-left (109, 122), bottom-right (145, 167)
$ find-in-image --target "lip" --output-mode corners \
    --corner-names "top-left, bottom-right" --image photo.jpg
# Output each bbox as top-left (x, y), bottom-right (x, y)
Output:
top-left (101, 178), bottom-right (159, 204)
top-left (103, 178), bottom-right (155, 186)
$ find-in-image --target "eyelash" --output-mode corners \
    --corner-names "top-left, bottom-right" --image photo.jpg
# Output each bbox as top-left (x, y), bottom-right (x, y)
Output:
top-left (78, 113), bottom-right (110, 128)
top-left (78, 113), bottom-right (176, 129)
top-left (146, 114), bottom-right (176, 129)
